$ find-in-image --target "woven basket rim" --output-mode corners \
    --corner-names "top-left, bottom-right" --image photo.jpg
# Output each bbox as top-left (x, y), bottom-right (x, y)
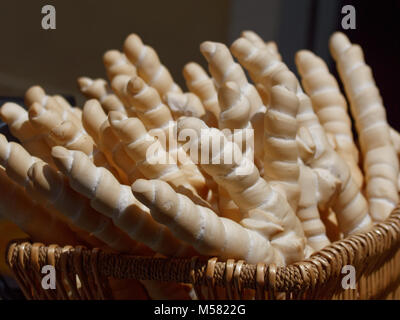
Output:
top-left (5, 208), bottom-right (400, 299)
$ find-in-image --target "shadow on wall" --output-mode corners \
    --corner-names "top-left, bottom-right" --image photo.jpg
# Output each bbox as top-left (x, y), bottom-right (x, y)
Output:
top-left (0, 0), bottom-right (231, 105)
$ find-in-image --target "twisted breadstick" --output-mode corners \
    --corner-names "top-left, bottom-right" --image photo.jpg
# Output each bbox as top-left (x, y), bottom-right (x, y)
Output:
top-left (53, 95), bottom-right (83, 123)
top-left (217, 185), bottom-right (241, 222)
top-left (263, 71), bottom-right (300, 211)
top-left (25, 86), bottom-right (82, 128)
top-left (231, 37), bottom-right (373, 235)
top-left (296, 125), bottom-right (341, 207)
top-left (103, 50), bottom-right (137, 81)
top-left (77, 77), bottom-right (127, 115)
top-left (183, 62), bottom-right (220, 119)
top-left (200, 42), bottom-right (265, 161)
top-left (0, 102), bottom-right (53, 165)
top-left (99, 120), bottom-right (142, 183)
top-left (0, 134), bottom-right (39, 187)
top-left (296, 164), bottom-right (331, 250)
top-left (295, 50), bottom-right (363, 187)
top-left (0, 134), bottom-right (105, 248)
top-left (330, 32), bottom-right (399, 221)
top-left (178, 117), bottom-right (306, 263)
top-left (82, 100), bottom-right (140, 183)
top-left (230, 37), bottom-right (288, 88)
top-left (0, 168), bottom-right (79, 246)
top-left (111, 75), bottom-right (173, 129)
top-left (165, 92), bottom-right (206, 118)
top-left (28, 101), bottom-right (63, 139)
top-left (304, 118), bottom-right (372, 235)
top-left (166, 91), bottom-right (218, 129)
top-left (242, 39), bottom-right (283, 111)
top-left (217, 82), bottom-right (252, 220)
top-left (29, 102), bottom-right (111, 170)
top-left (108, 111), bottom-right (197, 194)
top-left (123, 33), bottom-right (182, 99)
top-left (49, 120), bottom-right (95, 156)
top-left (241, 30), bottom-right (281, 60)
top-left (295, 126), bottom-right (334, 250)
top-left (112, 75), bottom-right (207, 195)
top-left (218, 82), bottom-right (251, 130)
top-left (27, 158), bottom-right (175, 300)
top-left (49, 119), bottom-right (112, 170)
top-left (81, 99), bottom-right (106, 145)
top-left (133, 179), bottom-right (288, 265)
top-left (200, 41), bottom-right (265, 116)
top-left (29, 159), bottom-right (146, 252)
top-left (51, 146), bottom-right (194, 257)
top-left (177, 118), bottom-right (263, 213)
top-left (74, 101), bottom-right (197, 299)
top-left (24, 85), bottom-right (50, 106)
top-left (28, 100), bottom-right (82, 151)
top-left (217, 81), bottom-right (260, 167)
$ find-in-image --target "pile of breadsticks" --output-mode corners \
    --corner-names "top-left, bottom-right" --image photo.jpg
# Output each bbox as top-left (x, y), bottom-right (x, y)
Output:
top-left (1, 30), bottom-right (400, 299)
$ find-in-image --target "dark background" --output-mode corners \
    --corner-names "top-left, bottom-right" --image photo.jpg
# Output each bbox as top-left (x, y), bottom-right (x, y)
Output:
top-left (0, 0), bottom-right (399, 129)
top-left (335, 0), bottom-right (400, 131)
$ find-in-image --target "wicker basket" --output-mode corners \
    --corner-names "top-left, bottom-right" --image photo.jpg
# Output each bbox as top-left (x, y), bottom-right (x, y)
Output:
top-left (5, 208), bottom-right (400, 300)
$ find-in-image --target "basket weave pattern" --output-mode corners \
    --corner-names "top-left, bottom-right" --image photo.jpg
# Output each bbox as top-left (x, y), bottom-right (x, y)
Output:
top-left (6, 208), bottom-right (400, 300)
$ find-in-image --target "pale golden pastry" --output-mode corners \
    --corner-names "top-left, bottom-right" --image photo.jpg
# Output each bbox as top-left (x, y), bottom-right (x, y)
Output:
top-left (133, 179), bottom-right (301, 265)
top-left (231, 36), bottom-right (373, 236)
top-left (177, 117), bottom-right (307, 265)
top-left (0, 102), bottom-right (53, 165)
top-left (51, 146), bottom-right (194, 257)
top-left (123, 33), bottom-right (182, 100)
top-left (112, 75), bottom-right (207, 196)
top-left (200, 41), bottom-right (265, 162)
top-left (183, 62), bottom-right (220, 119)
top-left (103, 50), bottom-right (137, 81)
top-left (295, 50), bottom-right (363, 187)
top-left (82, 99), bottom-right (141, 184)
top-left (0, 168), bottom-right (78, 246)
top-left (330, 32), bottom-right (399, 221)
top-left (77, 77), bottom-right (127, 115)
